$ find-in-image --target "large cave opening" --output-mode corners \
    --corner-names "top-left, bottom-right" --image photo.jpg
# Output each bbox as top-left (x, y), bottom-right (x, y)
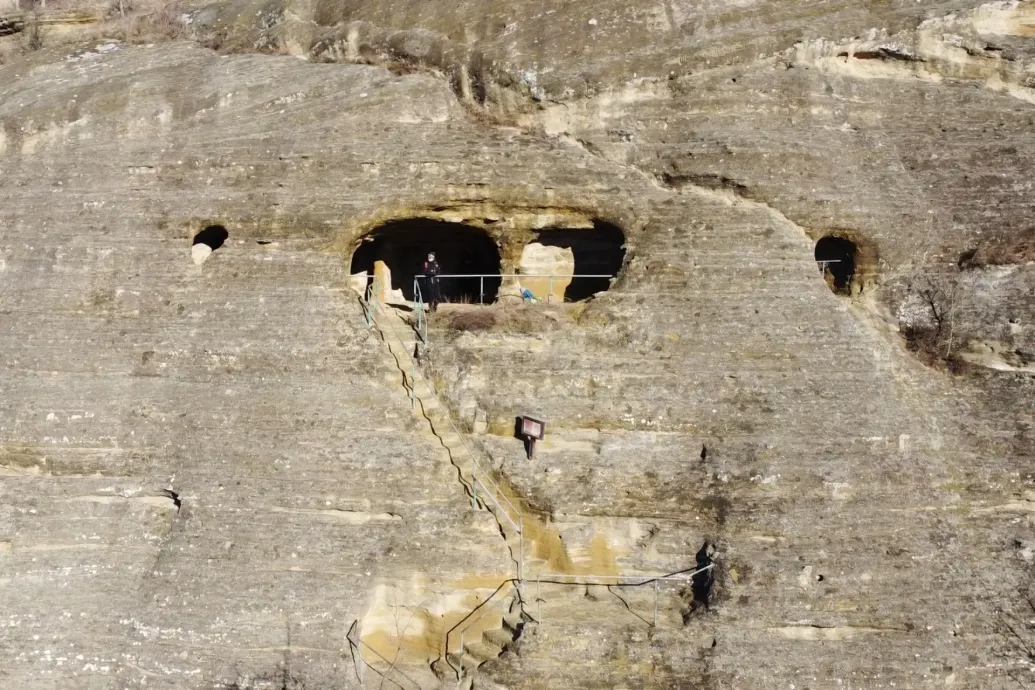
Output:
top-left (350, 219), bottom-right (502, 304)
top-left (815, 236), bottom-right (858, 296)
top-left (519, 221), bottom-right (626, 302)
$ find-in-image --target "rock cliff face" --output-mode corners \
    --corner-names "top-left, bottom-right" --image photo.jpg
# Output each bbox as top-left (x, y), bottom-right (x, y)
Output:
top-left (0, 1), bottom-right (1033, 689)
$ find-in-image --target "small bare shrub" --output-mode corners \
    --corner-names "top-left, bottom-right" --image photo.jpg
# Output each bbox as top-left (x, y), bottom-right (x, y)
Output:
top-left (126, 0), bottom-right (187, 42)
top-left (108, 0), bottom-right (132, 18)
top-left (898, 274), bottom-right (971, 373)
top-left (92, 0), bottom-right (188, 43)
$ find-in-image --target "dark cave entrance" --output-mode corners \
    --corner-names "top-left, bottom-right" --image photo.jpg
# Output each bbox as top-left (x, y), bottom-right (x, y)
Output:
top-left (350, 219), bottom-right (502, 304)
top-left (815, 236), bottom-right (857, 296)
top-left (522, 221), bottom-right (626, 302)
top-left (193, 225), bottom-right (228, 251)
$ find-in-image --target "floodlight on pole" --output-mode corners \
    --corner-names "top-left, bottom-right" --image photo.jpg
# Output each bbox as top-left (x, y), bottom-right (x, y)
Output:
top-left (519, 415), bottom-right (546, 459)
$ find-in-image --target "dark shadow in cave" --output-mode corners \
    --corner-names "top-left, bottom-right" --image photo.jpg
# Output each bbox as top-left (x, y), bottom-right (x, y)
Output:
top-left (814, 236), bottom-right (857, 296)
top-left (350, 219), bottom-right (502, 304)
top-left (193, 225), bottom-right (228, 251)
top-left (691, 542), bottom-right (715, 610)
top-left (532, 221), bottom-right (626, 301)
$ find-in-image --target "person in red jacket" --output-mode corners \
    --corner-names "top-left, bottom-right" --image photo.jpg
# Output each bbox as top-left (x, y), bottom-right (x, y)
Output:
top-left (423, 252), bottom-right (442, 312)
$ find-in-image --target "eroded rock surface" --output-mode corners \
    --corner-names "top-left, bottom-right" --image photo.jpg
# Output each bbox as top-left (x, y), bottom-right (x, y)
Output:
top-left (0, 0), bottom-right (1033, 688)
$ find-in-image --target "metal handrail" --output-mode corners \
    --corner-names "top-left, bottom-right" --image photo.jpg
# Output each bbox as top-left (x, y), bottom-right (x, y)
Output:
top-left (531, 570), bottom-right (707, 584)
top-left (415, 274), bottom-right (616, 278)
top-left (443, 563), bottom-right (716, 681)
top-left (364, 277), bottom-right (526, 573)
top-left (411, 277), bottom-right (427, 344)
top-left (416, 272), bottom-right (616, 304)
top-left (442, 579), bottom-right (520, 683)
top-left (530, 564), bottom-right (715, 628)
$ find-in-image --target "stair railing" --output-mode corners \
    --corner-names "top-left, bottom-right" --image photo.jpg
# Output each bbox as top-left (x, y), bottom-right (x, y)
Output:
top-left (530, 565), bottom-right (714, 626)
top-left (438, 563), bottom-right (715, 685)
top-left (442, 579), bottom-right (522, 685)
top-left (362, 276), bottom-right (527, 579)
top-left (362, 275), bottom-right (380, 328)
top-left (415, 272), bottom-right (616, 306)
top-left (411, 277), bottom-right (427, 344)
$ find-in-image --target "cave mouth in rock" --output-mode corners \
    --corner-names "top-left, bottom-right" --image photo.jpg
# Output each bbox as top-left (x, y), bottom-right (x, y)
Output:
top-left (815, 236), bottom-right (857, 296)
top-left (523, 221), bottom-right (626, 302)
top-left (193, 225), bottom-right (228, 251)
top-left (350, 219), bottom-right (502, 304)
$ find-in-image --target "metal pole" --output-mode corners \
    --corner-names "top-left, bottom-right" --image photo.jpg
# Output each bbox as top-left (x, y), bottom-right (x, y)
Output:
top-left (537, 574), bottom-right (542, 622)
top-left (519, 517), bottom-right (524, 582)
top-left (653, 580), bottom-right (659, 627)
top-left (480, 275), bottom-right (484, 304)
top-left (458, 630), bottom-right (465, 688)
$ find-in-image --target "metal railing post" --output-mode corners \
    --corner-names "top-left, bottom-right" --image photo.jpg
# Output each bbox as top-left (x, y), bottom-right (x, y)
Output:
top-left (519, 517), bottom-right (524, 582)
top-left (537, 574), bottom-right (542, 622)
top-left (653, 580), bottom-right (659, 627)
top-left (458, 630), bottom-right (465, 688)
top-left (480, 275), bottom-right (484, 304)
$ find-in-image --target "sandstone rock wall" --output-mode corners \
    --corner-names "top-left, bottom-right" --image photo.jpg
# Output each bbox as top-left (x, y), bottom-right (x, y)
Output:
top-left (0, 0), bottom-right (1033, 687)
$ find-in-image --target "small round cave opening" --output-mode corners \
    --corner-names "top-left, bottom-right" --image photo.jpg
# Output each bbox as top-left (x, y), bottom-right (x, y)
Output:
top-left (350, 219), bottom-right (502, 304)
top-left (193, 225), bottom-right (228, 250)
top-left (191, 225), bottom-right (228, 265)
top-left (815, 236), bottom-right (857, 296)
top-left (520, 221), bottom-right (626, 302)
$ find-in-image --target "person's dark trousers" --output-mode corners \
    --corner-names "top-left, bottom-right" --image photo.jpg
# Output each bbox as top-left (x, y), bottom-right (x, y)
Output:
top-left (428, 278), bottom-right (441, 312)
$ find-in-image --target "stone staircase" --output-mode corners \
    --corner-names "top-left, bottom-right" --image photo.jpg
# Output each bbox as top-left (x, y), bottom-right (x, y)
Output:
top-left (368, 304), bottom-right (538, 688)
top-left (373, 306), bottom-right (530, 568)
top-left (430, 586), bottom-right (530, 689)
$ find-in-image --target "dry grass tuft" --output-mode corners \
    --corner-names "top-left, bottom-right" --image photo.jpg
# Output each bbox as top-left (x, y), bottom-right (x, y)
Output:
top-left (441, 303), bottom-right (567, 335)
top-left (447, 309), bottom-right (498, 332)
top-left (97, 0), bottom-right (189, 43)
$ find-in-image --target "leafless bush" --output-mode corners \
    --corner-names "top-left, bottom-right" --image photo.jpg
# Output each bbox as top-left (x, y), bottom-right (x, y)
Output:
top-left (81, 0), bottom-right (189, 43)
top-left (120, 0), bottom-right (187, 42)
top-left (898, 274), bottom-right (970, 372)
top-left (108, 0), bottom-right (132, 18)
